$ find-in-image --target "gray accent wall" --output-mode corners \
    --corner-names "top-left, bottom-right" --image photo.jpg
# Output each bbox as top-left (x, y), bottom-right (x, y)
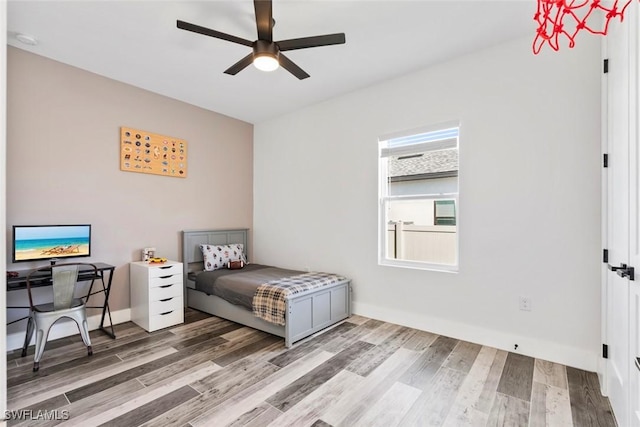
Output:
top-left (6, 47), bottom-right (253, 316)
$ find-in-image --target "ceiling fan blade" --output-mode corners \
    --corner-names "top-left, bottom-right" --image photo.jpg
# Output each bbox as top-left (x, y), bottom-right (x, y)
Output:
top-left (277, 33), bottom-right (346, 51)
top-left (279, 54), bottom-right (310, 80)
top-left (177, 20), bottom-right (253, 47)
top-left (224, 53), bottom-right (255, 75)
top-left (254, 0), bottom-right (273, 42)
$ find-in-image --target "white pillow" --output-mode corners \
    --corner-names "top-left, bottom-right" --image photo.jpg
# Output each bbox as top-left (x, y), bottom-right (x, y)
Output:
top-left (200, 243), bottom-right (246, 271)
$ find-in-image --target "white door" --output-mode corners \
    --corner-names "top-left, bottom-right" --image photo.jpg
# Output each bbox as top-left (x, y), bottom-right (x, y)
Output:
top-left (626, 4), bottom-right (640, 425)
top-left (605, 4), bottom-right (638, 426)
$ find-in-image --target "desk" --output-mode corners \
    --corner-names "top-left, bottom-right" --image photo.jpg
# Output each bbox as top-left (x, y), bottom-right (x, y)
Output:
top-left (7, 262), bottom-right (117, 339)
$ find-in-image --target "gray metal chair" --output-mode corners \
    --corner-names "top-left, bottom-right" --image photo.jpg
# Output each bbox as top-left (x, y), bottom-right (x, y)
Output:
top-left (21, 263), bottom-right (98, 371)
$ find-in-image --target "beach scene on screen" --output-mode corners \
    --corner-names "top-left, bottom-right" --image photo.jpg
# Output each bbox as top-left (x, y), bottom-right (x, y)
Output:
top-left (14, 226), bottom-right (90, 261)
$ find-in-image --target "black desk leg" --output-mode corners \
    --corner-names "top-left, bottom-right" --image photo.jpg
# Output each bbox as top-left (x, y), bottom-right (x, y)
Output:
top-left (98, 268), bottom-right (116, 339)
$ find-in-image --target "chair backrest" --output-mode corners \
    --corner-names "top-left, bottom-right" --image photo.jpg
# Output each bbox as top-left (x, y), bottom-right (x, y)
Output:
top-left (26, 263), bottom-right (98, 311)
top-left (51, 264), bottom-right (80, 310)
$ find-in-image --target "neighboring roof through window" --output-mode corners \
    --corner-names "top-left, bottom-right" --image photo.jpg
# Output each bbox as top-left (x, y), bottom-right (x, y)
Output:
top-left (383, 126), bottom-right (459, 182)
top-left (389, 149), bottom-right (458, 181)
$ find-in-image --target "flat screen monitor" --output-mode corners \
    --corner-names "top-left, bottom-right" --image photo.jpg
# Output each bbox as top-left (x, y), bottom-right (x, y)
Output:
top-left (12, 224), bottom-right (91, 263)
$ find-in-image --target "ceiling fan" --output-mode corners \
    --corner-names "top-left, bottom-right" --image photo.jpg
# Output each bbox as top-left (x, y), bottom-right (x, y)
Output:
top-left (177, 0), bottom-right (346, 80)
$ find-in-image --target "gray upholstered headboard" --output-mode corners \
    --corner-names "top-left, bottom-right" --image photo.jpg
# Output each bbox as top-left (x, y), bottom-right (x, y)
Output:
top-left (181, 228), bottom-right (249, 288)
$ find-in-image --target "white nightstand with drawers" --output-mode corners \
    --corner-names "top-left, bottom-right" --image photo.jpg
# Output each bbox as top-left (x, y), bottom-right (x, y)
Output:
top-left (130, 260), bottom-right (184, 332)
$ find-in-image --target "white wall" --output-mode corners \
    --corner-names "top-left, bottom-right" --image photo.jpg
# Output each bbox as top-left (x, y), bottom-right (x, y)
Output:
top-left (1, 0), bottom-right (8, 412)
top-left (254, 35), bottom-right (602, 371)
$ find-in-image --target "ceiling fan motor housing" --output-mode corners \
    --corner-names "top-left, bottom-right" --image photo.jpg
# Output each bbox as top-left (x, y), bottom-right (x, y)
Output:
top-left (253, 39), bottom-right (279, 61)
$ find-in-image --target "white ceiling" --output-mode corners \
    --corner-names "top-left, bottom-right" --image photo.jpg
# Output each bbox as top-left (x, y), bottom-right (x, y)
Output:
top-left (7, 1), bottom-right (536, 124)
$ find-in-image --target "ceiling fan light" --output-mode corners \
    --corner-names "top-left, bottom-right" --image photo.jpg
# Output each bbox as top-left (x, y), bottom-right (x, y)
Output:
top-left (253, 54), bottom-right (279, 72)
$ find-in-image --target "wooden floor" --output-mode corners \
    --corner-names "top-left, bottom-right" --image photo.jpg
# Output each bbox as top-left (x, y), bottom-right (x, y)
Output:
top-left (6, 308), bottom-right (616, 426)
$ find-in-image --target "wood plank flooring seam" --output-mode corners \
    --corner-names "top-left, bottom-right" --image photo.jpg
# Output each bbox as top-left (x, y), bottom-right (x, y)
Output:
top-left (496, 352), bottom-right (535, 402)
top-left (533, 359), bottom-right (569, 390)
top-left (345, 326), bottom-right (417, 377)
top-left (530, 381), bottom-right (572, 426)
top-left (60, 362), bottom-right (222, 426)
top-left (13, 329), bottom-right (171, 372)
top-left (43, 380), bottom-right (147, 427)
top-left (266, 341), bottom-right (374, 412)
top-left (135, 337), bottom-right (232, 387)
top-left (441, 345), bottom-right (499, 426)
top-left (266, 322), bottom-right (357, 369)
top-left (475, 348), bottom-right (508, 414)
top-left (442, 341), bottom-right (482, 375)
top-left (8, 348), bottom-right (178, 410)
top-left (488, 391), bottom-right (531, 426)
top-left (96, 384), bottom-right (201, 427)
top-left (189, 350), bottom-right (336, 426)
top-left (400, 366), bottom-right (466, 426)
top-left (321, 348), bottom-right (423, 427)
top-left (7, 353), bottom-right (122, 389)
top-left (137, 360), bottom-right (281, 425)
top-left (65, 349), bottom-right (196, 402)
top-left (266, 369), bottom-right (364, 427)
top-left (224, 401), bottom-right (283, 427)
top-left (398, 335), bottom-right (458, 391)
top-left (357, 380), bottom-right (423, 427)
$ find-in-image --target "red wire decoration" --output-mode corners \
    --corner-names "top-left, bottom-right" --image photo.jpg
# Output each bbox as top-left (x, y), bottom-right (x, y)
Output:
top-left (533, 0), bottom-right (633, 54)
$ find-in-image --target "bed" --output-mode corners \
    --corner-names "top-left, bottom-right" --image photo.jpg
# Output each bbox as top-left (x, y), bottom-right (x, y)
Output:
top-left (181, 229), bottom-right (352, 347)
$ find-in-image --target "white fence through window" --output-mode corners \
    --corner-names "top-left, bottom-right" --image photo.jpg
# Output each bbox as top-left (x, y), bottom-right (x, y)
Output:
top-left (386, 222), bottom-right (457, 265)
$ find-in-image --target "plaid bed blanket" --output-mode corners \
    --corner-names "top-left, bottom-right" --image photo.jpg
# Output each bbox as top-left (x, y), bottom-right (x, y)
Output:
top-left (252, 272), bottom-right (347, 326)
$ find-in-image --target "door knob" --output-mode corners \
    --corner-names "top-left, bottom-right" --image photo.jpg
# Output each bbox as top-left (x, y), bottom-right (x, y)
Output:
top-left (608, 263), bottom-right (635, 281)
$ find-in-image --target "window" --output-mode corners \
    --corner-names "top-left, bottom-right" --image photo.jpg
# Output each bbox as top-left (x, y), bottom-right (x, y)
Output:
top-left (378, 123), bottom-right (459, 270)
top-left (434, 200), bottom-right (456, 225)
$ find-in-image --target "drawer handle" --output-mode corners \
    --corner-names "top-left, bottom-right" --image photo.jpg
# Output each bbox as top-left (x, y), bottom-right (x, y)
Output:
top-left (160, 310), bottom-right (173, 316)
top-left (159, 266), bottom-right (172, 269)
top-left (160, 297), bottom-right (173, 302)
top-left (160, 284), bottom-right (174, 288)
top-left (159, 275), bottom-right (173, 279)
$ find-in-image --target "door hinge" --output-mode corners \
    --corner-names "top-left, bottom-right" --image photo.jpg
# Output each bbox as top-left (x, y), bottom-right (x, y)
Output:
top-left (603, 249), bottom-right (609, 263)
top-left (603, 344), bottom-right (609, 359)
top-left (604, 58), bottom-right (609, 74)
top-left (603, 153), bottom-right (609, 168)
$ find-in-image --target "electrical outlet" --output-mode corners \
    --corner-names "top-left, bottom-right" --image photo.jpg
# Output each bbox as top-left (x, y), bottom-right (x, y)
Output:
top-left (519, 296), bottom-right (532, 311)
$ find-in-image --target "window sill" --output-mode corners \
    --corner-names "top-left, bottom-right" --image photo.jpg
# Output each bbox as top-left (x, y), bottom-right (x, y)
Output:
top-left (379, 258), bottom-right (458, 273)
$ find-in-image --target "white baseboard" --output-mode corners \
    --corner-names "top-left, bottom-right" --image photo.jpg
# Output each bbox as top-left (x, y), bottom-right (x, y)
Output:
top-left (7, 302), bottom-right (598, 372)
top-left (352, 301), bottom-right (598, 372)
top-left (6, 308), bottom-right (131, 352)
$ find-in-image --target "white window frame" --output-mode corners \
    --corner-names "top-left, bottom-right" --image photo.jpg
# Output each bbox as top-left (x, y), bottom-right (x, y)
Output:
top-left (378, 121), bottom-right (460, 272)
